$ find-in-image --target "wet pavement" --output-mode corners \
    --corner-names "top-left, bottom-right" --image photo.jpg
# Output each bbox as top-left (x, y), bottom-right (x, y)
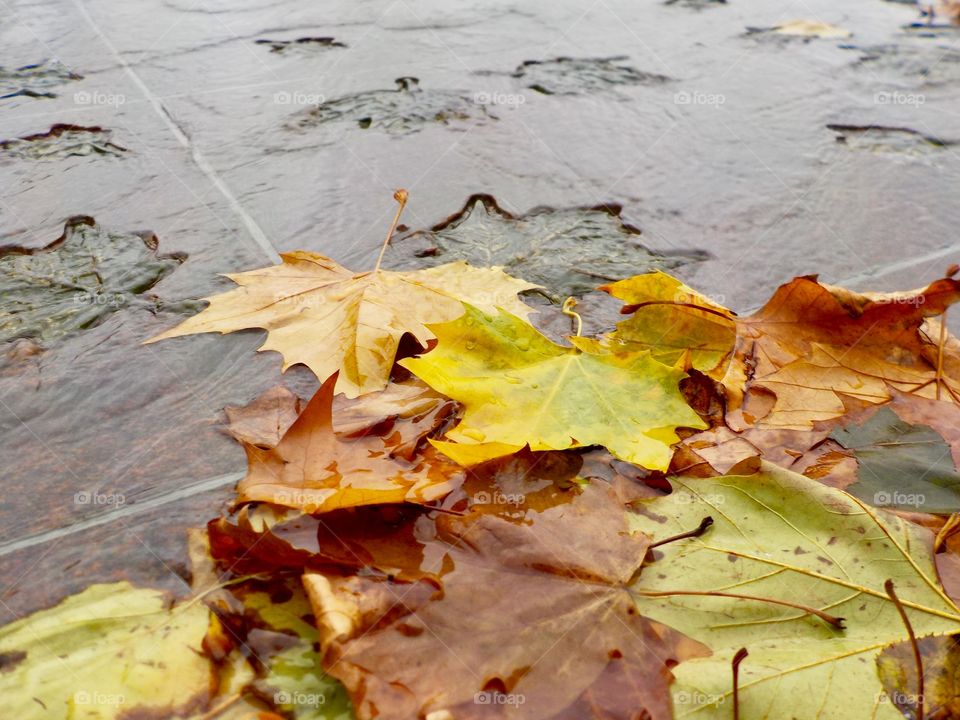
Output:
top-left (2, 0), bottom-right (960, 620)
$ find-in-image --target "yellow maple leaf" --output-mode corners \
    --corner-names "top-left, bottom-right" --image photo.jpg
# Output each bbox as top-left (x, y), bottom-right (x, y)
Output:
top-left (401, 304), bottom-right (706, 470)
top-left (600, 270), bottom-right (737, 377)
top-left (146, 252), bottom-right (538, 397)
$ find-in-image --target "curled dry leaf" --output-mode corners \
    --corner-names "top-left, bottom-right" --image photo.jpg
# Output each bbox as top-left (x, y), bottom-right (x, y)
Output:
top-left (236, 373), bottom-right (464, 513)
top-left (303, 479), bottom-right (709, 720)
top-left (402, 304), bottom-right (707, 469)
top-left (146, 252), bottom-right (538, 397)
top-left (631, 463), bottom-right (960, 719)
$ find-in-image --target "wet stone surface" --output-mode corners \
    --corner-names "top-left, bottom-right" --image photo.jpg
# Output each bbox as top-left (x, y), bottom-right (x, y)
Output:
top-left (0, 124), bottom-right (127, 161)
top-left (844, 43), bottom-right (960, 85)
top-left (0, 217), bottom-right (185, 347)
top-left (2, 0), bottom-right (960, 619)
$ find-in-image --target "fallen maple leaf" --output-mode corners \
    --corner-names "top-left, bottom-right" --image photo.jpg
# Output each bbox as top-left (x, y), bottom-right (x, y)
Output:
top-left (224, 385), bottom-right (303, 449)
top-left (877, 632), bottom-right (960, 719)
top-left (237, 373), bottom-right (463, 513)
top-left (147, 193), bottom-right (538, 397)
top-left (303, 479), bottom-right (709, 720)
top-left (401, 304), bottom-right (707, 469)
top-left (0, 582), bottom-right (215, 719)
top-left (600, 270), bottom-right (737, 377)
top-left (212, 448), bottom-right (661, 581)
top-left (632, 463), bottom-right (960, 718)
top-left (723, 274), bottom-right (960, 430)
top-left (147, 253), bottom-right (537, 397)
top-left (225, 377), bottom-right (455, 460)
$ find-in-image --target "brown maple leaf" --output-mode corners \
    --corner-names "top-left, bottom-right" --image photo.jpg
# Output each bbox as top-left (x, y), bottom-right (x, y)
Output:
top-left (302, 478), bottom-right (709, 720)
top-left (236, 373), bottom-right (463, 513)
top-left (723, 274), bottom-right (960, 429)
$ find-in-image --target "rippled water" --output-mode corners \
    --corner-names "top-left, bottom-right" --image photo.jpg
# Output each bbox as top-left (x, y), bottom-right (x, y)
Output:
top-left (1, 0), bottom-right (959, 616)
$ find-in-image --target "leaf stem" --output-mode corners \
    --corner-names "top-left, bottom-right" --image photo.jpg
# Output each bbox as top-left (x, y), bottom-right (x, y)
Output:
top-left (632, 588), bottom-right (846, 629)
top-left (373, 189), bottom-right (409, 272)
top-left (562, 297), bottom-right (582, 337)
top-left (885, 579), bottom-right (924, 720)
top-left (936, 309), bottom-right (947, 401)
top-left (648, 516), bottom-right (714, 549)
top-left (732, 647), bottom-right (748, 720)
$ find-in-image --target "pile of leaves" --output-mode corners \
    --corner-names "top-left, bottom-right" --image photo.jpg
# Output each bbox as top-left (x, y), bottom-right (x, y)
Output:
top-left (7, 190), bottom-right (960, 720)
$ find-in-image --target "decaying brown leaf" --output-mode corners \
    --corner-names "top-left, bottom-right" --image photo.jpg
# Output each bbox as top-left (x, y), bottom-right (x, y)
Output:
top-left (303, 479), bottom-right (708, 720)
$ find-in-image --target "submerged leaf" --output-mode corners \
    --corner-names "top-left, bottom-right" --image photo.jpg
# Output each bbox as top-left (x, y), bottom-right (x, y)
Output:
top-left (511, 56), bottom-right (671, 95)
top-left (387, 194), bottom-right (708, 298)
top-left (632, 464), bottom-right (960, 719)
top-left (147, 252), bottom-right (537, 397)
top-left (1, 216), bottom-right (185, 345)
top-left (401, 304), bottom-right (706, 469)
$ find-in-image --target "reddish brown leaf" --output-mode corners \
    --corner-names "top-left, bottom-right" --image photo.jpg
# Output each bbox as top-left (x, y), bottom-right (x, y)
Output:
top-left (303, 479), bottom-right (709, 720)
